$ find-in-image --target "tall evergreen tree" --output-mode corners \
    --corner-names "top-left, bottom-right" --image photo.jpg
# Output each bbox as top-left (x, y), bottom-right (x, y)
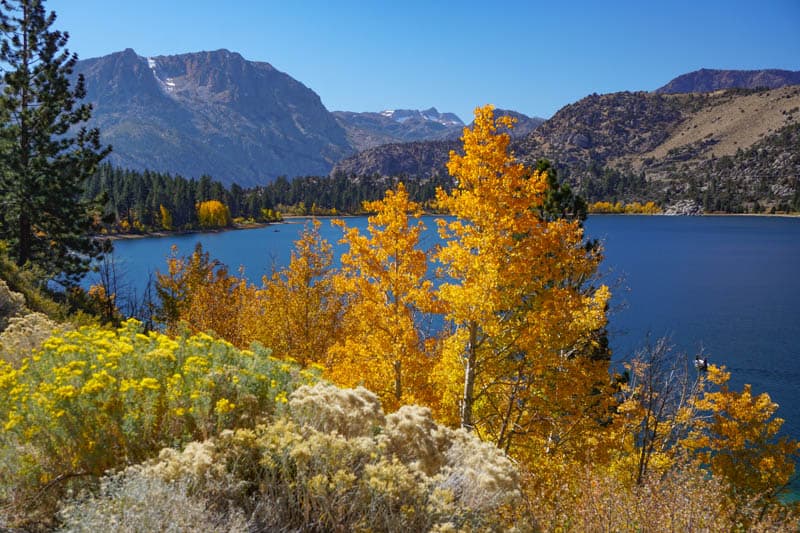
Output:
top-left (0, 0), bottom-right (110, 285)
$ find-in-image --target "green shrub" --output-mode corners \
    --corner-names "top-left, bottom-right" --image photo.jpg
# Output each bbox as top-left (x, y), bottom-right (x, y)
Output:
top-left (0, 320), bottom-right (318, 528)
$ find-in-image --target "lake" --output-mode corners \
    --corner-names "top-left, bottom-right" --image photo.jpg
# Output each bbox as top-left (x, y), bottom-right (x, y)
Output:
top-left (98, 215), bottom-right (800, 442)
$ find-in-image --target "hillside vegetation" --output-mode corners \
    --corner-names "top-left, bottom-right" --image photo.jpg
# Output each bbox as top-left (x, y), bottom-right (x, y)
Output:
top-left (335, 86), bottom-right (800, 212)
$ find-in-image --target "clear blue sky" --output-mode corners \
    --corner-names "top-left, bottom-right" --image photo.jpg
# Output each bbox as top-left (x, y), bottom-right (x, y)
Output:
top-left (49, 0), bottom-right (800, 122)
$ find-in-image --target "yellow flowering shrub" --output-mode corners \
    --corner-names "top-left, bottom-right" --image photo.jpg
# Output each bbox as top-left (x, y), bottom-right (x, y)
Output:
top-left (0, 319), bottom-right (318, 527)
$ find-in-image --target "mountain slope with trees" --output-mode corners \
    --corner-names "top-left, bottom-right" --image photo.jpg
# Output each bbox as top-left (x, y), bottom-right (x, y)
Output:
top-left (334, 86), bottom-right (800, 212)
top-left (333, 107), bottom-right (465, 151)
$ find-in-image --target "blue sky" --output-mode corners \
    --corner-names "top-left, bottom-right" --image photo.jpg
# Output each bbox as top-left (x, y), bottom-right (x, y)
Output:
top-left (49, 0), bottom-right (800, 121)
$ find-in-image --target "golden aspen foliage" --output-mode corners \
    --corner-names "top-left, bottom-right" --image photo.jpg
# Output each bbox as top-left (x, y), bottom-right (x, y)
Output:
top-left (245, 220), bottom-right (342, 367)
top-left (610, 339), bottom-right (703, 485)
top-left (196, 200), bottom-right (231, 228)
top-left (155, 244), bottom-right (248, 345)
top-left (433, 105), bottom-right (612, 462)
top-left (588, 201), bottom-right (625, 213)
top-left (159, 204), bottom-right (173, 230)
top-left (588, 201), bottom-right (661, 214)
top-left (327, 184), bottom-right (441, 410)
top-left (86, 283), bottom-right (120, 325)
top-left (625, 201), bottom-right (660, 214)
top-left (612, 345), bottom-right (799, 508)
top-left (681, 364), bottom-right (800, 501)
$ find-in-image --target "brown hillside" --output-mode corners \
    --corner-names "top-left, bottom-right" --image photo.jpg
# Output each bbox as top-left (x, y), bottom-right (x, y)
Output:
top-left (626, 85), bottom-right (800, 168)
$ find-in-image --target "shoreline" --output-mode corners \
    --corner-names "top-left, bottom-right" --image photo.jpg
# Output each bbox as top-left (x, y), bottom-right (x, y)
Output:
top-left (99, 211), bottom-right (800, 241)
top-left (587, 212), bottom-right (800, 218)
top-left (98, 222), bottom-right (274, 241)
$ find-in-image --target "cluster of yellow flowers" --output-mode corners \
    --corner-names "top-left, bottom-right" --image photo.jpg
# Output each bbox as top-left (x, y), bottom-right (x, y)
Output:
top-left (0, 319), bottom-right (319, 508)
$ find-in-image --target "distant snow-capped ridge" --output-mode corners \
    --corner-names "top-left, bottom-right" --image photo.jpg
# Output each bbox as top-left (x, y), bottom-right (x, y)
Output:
top-left (379, 107), bottom-right (464, 126)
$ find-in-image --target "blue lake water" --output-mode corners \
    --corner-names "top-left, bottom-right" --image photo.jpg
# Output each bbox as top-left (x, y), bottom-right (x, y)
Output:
top-left (98, 215), bottom-right (800, 443)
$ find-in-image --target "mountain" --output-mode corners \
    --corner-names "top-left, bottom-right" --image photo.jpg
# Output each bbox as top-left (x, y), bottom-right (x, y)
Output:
top-left (382, 107), bottom-right (463, 127)
top-left (333, 139), bottom-right (459, 178)
top-left (333, 108), bottom-right (465, 152)
top-left (333, 108), bottom-right (544, 152)
top-left (333, 108), bottom-right (545, 176)
top-left (332, 85), bottom-right (800, 211)
top-left (488, 109), bottom-right (546, 138)
top-left (656, 68), bottom-right (800, 94)
top-left (75, 50), bottom-right (490, 185)
top-left (75, 49), bottom-right (353, 187)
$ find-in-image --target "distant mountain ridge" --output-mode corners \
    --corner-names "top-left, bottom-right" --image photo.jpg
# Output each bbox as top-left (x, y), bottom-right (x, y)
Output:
top-left (332, 108), bottom-right (465, 152)
top-left (333, 107), bottom-right (544, 152)
top-left (333, 108), bottom-right (545, 175)
top-left (382, 107), bottom-right (463, 126)
top-left (75, 49), bottom-right (485, 185)
top-left (333, 86), bottom-right (800, 211)
top-left (76, 48), bottom-right (353, 187)
top-left (656, 68), bottom-right (800, 94)
top-left (73, 52), bottom-right (800, 211)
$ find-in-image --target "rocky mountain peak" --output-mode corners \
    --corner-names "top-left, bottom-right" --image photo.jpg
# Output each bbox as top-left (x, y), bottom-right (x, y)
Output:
top-left (75, 49), bottom-right (352, 186)
top-left (656, 68), bottom-right (800, 94)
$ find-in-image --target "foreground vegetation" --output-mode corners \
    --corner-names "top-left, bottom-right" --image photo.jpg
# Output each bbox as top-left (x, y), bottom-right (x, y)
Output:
top-left (0, 0), bottom-right (797, 528)
top-left (2, 106), bottom-right (799, 530)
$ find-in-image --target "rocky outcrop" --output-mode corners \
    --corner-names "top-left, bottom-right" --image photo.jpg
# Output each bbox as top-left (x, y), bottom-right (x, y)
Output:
top-left (333, 139), bottom-right (460, 178)
top-left (663, 199), bottom-right (703, 216)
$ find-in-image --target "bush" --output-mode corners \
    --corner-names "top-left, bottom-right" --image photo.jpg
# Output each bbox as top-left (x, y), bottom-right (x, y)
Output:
top-left (289, 382), bottom-right (385, 438)
top-left (68, 383), bottom-right (521, 532)
top-left (0, 311), bottom-right (59, 367)
top-left (0, 320), bottom-right (318, 528)
top-left (0, 279), bottom-right (27, 331)
top-left (57, 467), bottom-right (249, 532)
top-left (521, 459), bottom-right (800, 532)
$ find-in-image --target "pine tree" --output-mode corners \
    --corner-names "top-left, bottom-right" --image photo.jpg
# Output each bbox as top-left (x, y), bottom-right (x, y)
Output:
top-left (0, 0), bottom-right (110, 285)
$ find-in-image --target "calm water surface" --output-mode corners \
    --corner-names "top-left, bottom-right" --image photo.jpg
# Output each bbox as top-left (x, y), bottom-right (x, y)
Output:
top-left (102, 215), bottom-right (800, 441)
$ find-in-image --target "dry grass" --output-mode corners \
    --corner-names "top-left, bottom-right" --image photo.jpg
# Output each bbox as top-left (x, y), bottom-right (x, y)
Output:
top-left (521, 461), bottom-right (800, 532)
top-left (637, 86), bottom-right (800, 166)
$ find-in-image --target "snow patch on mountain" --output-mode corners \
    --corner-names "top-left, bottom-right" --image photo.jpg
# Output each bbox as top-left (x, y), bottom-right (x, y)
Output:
top-left (379, 107), bottom-right (464, 126)
top-left (146, 56), bottom-right (177, 94)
